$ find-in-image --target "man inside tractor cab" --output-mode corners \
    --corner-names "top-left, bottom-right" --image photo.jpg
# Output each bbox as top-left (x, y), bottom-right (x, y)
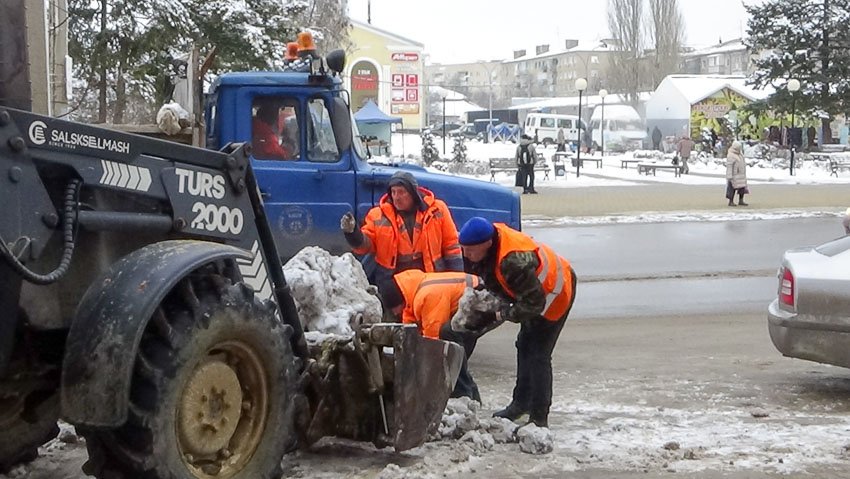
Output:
top-left (252, 101), bottom-right (296, 160)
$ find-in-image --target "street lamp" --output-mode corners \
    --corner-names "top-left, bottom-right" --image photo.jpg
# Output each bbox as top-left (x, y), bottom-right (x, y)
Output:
top-left (787, 79), bottom-right (801, 176)
top-left (575, 78), bottom-right (587, 177)
top-left (441, 93), bottom-right (447, 155)
top-left (598, 88), bottom-right (608, 160)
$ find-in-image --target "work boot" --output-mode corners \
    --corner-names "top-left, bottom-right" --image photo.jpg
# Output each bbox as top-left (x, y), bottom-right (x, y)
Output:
top-left (527, 414), bottom-right (548, 428)
top-left (493, 403), bottom-right (527, 421)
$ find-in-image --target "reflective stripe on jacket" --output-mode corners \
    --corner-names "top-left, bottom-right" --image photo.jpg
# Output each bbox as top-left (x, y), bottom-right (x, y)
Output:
top-left (394, 270), bottom-right (480, 339)
top-left (353, 186), bottom-right (462, 272)
top-left (492, 223), bottom-right (573, 322)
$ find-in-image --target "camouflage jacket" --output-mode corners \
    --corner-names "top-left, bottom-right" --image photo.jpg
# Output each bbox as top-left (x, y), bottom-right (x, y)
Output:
top-left (467, 243), bottom-right (545, 323)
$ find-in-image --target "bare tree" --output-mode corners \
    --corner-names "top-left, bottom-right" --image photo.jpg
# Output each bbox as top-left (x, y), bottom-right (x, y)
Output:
top-left (647, 0), bottom-right (685, 89)
top-left (607, 0), bottom-right (644, 106)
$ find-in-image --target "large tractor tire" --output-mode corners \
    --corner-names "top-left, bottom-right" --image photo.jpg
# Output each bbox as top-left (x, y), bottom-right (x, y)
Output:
top-left (81, 267), bottom-right (295, 479)
top-left (0, 391), bottom-right (60, 473)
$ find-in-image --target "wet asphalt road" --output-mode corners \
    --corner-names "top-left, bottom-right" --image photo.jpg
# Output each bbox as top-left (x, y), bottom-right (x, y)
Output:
top-left (525, 217), bottom-right (844, 319)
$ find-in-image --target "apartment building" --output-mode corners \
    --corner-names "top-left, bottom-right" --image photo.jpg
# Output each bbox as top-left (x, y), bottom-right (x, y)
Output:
top-left (507, 39), bottom-right (616, 98)
top-left (682, 39), bottom-right (753, 76)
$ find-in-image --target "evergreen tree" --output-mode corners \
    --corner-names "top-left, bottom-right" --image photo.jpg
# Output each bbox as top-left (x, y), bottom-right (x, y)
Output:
top-left (745, 0), bottom-right (850, 143)
top-left (452, 135), bottom-right (467, 164)
top-left (421, 130), bottom-right (440, 166)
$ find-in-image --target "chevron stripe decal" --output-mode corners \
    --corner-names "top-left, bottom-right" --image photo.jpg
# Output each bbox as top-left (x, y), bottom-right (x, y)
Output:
top-left (236, 241), bottom-right (273, 301)
top-left (99, 160), bottom-right (152, 192)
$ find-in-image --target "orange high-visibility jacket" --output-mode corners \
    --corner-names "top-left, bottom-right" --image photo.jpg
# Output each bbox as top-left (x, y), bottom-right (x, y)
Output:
top-left (353, 187), bottom-right (462, 272)
top-left (393, 270), bottom-right (480, 339)
top-left (493, 223), bottom-right (573, 322)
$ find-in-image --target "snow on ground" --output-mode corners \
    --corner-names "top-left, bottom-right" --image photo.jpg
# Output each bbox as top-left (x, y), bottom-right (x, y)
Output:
top-left (389, 133), bottom-right (850, 190)
top-left (523, 209), bottom-right (844, 227)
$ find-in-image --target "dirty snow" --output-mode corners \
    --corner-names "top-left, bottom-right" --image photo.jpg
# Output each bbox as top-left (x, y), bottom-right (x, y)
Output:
top-left (450, 287), bottom-right (503, 333)
top-left (517, 423), bottom-right (555, 454)
top-left (283, 246), bottom-right (382, 336)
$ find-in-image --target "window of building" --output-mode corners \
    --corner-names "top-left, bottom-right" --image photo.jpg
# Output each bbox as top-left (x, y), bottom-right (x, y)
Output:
top-left (591, 56), bottom-right (599, 64)
top-left (591, 70), bottom-right (599, 78)
top-left (251, 96), bottom-right (299, 161)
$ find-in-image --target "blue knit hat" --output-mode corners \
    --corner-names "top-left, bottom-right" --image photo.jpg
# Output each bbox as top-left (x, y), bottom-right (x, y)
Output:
top-left (459, 217), bottom-right (495, 245)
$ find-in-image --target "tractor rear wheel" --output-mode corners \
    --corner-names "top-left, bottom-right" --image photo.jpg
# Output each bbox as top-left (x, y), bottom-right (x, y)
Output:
top-left (81, 267), bottom-right (295, 479)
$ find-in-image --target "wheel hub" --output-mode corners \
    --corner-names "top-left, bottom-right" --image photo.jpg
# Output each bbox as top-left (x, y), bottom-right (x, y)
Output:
top-left (177, 340), bottom-right (270, 479)
top-left (179, 361), bottom-right (243, 456)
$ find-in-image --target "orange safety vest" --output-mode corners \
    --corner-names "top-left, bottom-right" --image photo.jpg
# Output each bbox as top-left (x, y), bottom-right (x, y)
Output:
top-left (394, 270), bottom-right (480, 339)
top-left (353, 187), bottom-right (462, 272)
top-left (492, 223), bottom-right (573, 322)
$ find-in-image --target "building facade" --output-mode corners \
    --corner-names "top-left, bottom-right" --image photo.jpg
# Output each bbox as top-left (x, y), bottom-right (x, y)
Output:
top-left (507, 40), bottom-right (616, 98)
top-left (347, 19), bottom-right (425, 129)
top-left (682, 39), bottom-right (752, 76)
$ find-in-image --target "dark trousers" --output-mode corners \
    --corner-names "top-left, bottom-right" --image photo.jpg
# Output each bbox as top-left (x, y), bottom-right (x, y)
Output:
top-left (439, 322), bottom-right (481, 402)
top-left (510, 269), bottom-right (577, 421)
top-left (521, 164), bottom-right (535, 192)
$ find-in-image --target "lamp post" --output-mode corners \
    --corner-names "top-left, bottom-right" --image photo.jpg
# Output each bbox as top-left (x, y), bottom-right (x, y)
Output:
top-left (442, 94), bottom-right (447, 155)
top-left (575, 78), bottom-right (587, 177)
top-left (598, 88), bottom-right (608, 161)
top-left (787, 79), bottom-right (800, 176)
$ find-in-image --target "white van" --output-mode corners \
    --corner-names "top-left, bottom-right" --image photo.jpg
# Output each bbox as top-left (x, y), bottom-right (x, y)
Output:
top-left (523, 113), bottom-right (587, 147)
top-left (589, 105), bottom-right (646, 152)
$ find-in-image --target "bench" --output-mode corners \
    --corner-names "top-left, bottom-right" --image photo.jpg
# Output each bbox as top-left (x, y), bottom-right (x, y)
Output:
top-left (578, 157), bottom-right (602, 168)
top-left (830, 158), bottom-right (850, 177)
top-left (620, 159), bottom-right (642, 169)
top-left (489, 157), bottom-right (550, 182)
top-left (637, 162), bottom-right (682, 177)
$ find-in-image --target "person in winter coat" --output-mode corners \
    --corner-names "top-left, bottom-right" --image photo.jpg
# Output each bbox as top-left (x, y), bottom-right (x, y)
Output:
top-left (726, 140), bottom-right (748, 207)
top-left (457, 217), bottom-right (577, 427)
top-left (652, 126), bottom-right (662, 151)
top-left (556, 128), bottom-right (567, 152)
top-left (516, 135), bottom-right (538, 194)
top-left (676, 135), bottom-right (695, 175)
top-left (252, 104), bottom-right (295, 160)
top-left (380, 269), bottom-right (489, 401)
top-left (340, 171), bottom-right (463, 287)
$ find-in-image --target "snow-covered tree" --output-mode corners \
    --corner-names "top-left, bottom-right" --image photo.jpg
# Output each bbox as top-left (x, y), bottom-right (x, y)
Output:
top-left (451, 135), bottom-right (467, 164)
top-left (606, 0), bottom-right (644, 106)
top-left (421, 130), bottom-right (440, 166)
top-left (745, 0), bottom-right (850, 143)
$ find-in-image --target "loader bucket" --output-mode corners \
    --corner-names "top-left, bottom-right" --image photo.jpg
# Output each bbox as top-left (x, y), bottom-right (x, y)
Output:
top-left (299, 323), bottom-right (464, 451)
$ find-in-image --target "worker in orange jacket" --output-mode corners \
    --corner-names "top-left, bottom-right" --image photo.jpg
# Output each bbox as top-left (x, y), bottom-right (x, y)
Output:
top-left (458, 217), bottom-right (577, 428)
top-left (380, 269), bottom-right (489, 401)
top-left (340, 171), bottom-right (463, 288)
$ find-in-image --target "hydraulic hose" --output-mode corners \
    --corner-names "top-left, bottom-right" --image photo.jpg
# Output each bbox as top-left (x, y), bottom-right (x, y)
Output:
top-left (0, 179), bottom-right (81, 284)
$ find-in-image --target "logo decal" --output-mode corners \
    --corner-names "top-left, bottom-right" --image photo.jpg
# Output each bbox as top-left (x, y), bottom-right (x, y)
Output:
top-left (278, 206), bottom-right (313, 237)
top-left (29, 121), bottom-right (47, 145)
top-left (99, 160), bottom-right (152, 192)
top-left (236, 241), bottom-right (273, 301)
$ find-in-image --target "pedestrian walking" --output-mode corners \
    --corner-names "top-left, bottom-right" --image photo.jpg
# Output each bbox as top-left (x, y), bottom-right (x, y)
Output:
top-left (516, 135), bottom-right (537, 194)
top-left (725, 140), bottom-right (748, 207)
top-left (676, 134), bottom-right (695, 175)
top-left (340, 171), bottom-right (463, 287)
top-left (556, 128), bottom-right (566, 152)
top-left (457, 217), bottom-right (577, 427)
top-left (379, 270), bottom-right (488, 401)
top-left (652, 126), bottom-right (662, 151)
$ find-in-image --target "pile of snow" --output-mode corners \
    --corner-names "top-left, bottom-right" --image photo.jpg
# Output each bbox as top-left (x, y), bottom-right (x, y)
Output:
top-left (431, 397), bottom-right (551, 455)
top-left (283, 247), bottom-right (382, 337)
top-left (450, 287), bottom-right (503, 333)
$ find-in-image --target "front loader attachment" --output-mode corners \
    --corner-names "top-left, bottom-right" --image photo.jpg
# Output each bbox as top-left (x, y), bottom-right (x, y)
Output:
top-left (298, 323), bottom-right (463, 451)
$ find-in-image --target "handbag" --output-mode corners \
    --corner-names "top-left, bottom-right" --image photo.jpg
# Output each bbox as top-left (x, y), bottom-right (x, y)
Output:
top-left (725, 181), bottom-right (734, 200)
top-left (515, 167), bottom-right (527, 187)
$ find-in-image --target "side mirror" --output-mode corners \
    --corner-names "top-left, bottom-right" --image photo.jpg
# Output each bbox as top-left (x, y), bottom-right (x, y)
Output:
top-left (332, 96), bottom-right (352, 152)
top-left (326, 49), bottom-right (346, 75)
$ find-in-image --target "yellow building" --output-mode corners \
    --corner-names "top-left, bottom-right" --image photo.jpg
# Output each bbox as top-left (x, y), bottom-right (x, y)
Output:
top-left (347, 19), bottom-right (424, 130)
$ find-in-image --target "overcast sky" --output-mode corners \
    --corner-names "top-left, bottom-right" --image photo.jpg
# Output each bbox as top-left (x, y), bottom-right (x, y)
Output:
top-left (347, 0), bottom-right (753, 64)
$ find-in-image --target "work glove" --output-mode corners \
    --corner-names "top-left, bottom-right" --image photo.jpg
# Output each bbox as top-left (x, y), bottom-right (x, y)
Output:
top-left (451, 311), bottom-right (499, 335)
top-left (340, 212), bottom-right (357, 234)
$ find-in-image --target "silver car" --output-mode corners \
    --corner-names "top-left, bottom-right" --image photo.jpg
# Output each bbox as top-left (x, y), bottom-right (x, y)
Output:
top-left (768, 235), bottom-right (850, 367)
